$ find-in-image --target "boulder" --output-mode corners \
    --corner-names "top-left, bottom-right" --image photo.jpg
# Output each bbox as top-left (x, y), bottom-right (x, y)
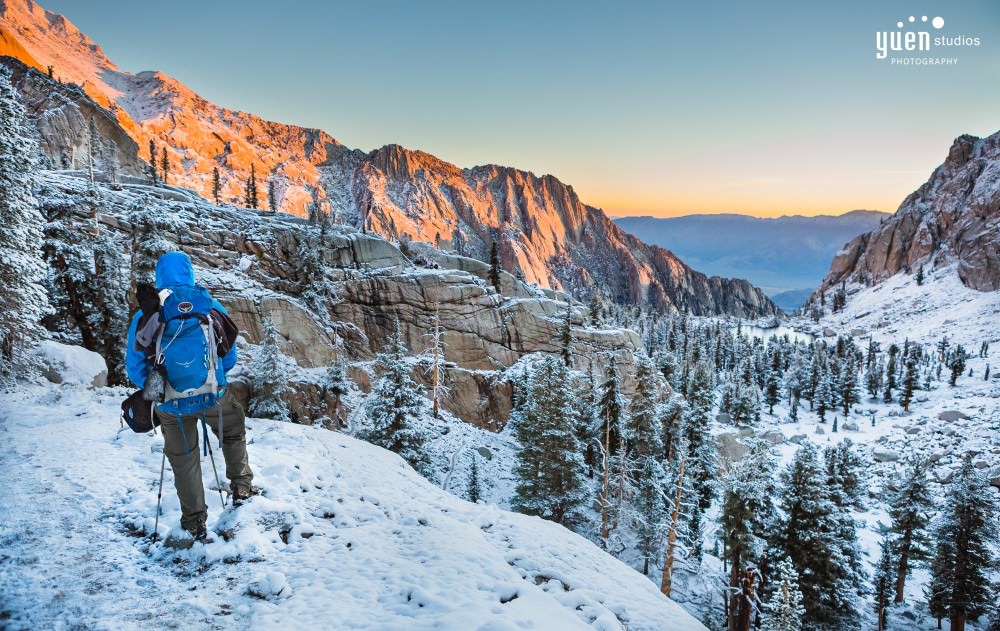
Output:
top-left (716, 412), bottom-right (732, 425)
top-left (789, 434), bottom-right (808, 445)
top-left (715, 432), bottom-right (749, 463)
top-left (815, 426), bottom-right (826, 435)
top-left (938, 410), bottom-right (971, 422)
top-left (761, 430), bottom-right (785, 445)
top-left (32, 341), bottom-right (107, 388)
top-left (737, 425), bottom-right (754, 438)
top-left (842, 419), bottom-right (859, 431)
top-left (873, 448), bottom-right (900, 463)
top-left (906, 427), bottom-right (921, 435)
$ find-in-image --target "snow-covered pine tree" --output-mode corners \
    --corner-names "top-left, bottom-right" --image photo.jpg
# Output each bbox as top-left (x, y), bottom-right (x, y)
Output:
top-left (296, 233), bottom-right (336, 312)
top-left (683, 361), bottom-right (718, 562)
top-left (128, 194), bottom-right (176, 302)
top-left (626, 352), bottom-right (664, 460)
top-left (925, 456), bottom-right (999, 631)
top-left (873, 534), bottom-right (895, 631)
top-left (883, 344), bottom-right (898, 402)
top-left (0, 67), bottom-right (48, 375)
top-left (597, 358), bottom-right (626, 543)
top-left (359, 319), bottom-right (434, 477)
top-left (559, 306), bottom-right (573, 367)
top-left (511, 355), bottom-right (588, 528)
top-left (105, 139), bottom-right (119, 184)
top-left (899, 350), bottom-right (918, 412)
top-left (322, 354), bottom-right (349, 428)
top-left (633, 455), bottom-right (668, 575)
top-left (815, 367), bottom-right (834, 422)
top-left (249, 317), bottom-right (292, 423)
top-left (888, 459), bottom-right (933, 603)
top-left (89, 231), bottom-right (129, 384)
top-left (467, 454), bottom-right (482, 503)
top-left (760, 557), bottom-right (805, 631)
top-left (866, 358), bottom-right (883, 400)
top-left (839, 354), bottom-right (860, 415)
top-left (721, 439), bottom-right (777, 631)
top-left (947, 345), bottom-right (967, 387)
top-left (776, 442), bottom-right (864, 630)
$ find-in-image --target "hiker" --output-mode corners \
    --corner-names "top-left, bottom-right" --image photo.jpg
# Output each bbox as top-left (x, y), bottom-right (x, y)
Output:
top-left (126, 251), bottom-right (254, 541)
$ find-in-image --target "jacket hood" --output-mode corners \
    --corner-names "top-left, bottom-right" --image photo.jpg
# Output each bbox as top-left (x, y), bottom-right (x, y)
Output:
top-left (155, 252), bottom-right (196, 289)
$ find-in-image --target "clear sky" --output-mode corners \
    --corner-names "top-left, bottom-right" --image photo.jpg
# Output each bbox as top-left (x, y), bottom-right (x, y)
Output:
top-left (41, 0), bottom-right (1000, 217)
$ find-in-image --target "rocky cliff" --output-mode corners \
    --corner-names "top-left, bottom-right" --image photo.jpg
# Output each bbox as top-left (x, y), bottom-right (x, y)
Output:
top-left (0, 0), bottom-right (777, 317)
top-left (37, 170), bottom-right (649, 430)
top-left (814, 131), bottom-right (1000, 297)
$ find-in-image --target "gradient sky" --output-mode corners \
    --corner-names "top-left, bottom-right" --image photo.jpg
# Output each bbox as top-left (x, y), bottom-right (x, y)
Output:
top-left (41, 0), bottom-right (1000, 217)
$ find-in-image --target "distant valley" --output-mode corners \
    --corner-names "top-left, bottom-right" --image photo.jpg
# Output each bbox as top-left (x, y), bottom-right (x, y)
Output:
top-left (615, 210), bottom-right (888, 310)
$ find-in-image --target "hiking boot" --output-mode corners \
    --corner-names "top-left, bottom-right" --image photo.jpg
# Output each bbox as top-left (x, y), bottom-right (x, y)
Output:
top-left (231, 484), bottom-right (257, 507)
top-left (186, 522), bottom-right (208, 542)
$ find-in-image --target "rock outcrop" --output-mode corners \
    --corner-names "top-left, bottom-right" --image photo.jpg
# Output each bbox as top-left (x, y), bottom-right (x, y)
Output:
top-left (814, 131), bottom-right (1000, 296)
top-left (0, 0), bottom-right (777, 317)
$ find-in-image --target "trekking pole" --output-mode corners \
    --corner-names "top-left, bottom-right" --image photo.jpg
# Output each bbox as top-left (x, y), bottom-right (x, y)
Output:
top-left (202, 418), bottom-right (227, 509)
top-left (152, 447), bottom-right (166, 542)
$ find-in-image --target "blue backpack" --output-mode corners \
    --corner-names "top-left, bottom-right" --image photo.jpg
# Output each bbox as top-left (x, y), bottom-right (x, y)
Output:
top-left (154, 285), bottom-right (228, 416)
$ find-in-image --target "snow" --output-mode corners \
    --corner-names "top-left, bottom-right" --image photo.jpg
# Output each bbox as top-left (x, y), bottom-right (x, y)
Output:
top-left (32, 339), bottom-right (108, 387)
top-left (0, 382), bottom-right (706, 631)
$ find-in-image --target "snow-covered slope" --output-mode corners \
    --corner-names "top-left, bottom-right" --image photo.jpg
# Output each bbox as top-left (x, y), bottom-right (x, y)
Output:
top-left (0, 382), bottom-right (706, 631)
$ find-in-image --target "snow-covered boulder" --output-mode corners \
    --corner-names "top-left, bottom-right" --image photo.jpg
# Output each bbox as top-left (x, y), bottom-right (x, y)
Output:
top-left (32, 341), bottom-right (107, 387)
top-left (873, 448), bottom-right (900, 463)
top-left (939, 410), bottom-right (971, 422)
top-left (842, 419), bottom-right (859, 431)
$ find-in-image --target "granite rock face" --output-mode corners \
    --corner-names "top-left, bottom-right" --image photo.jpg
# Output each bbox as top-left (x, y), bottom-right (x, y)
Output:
top-left (815, 131), bottom-right (1000, 296)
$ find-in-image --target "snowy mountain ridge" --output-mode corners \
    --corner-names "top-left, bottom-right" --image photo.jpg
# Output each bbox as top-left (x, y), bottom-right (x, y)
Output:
top-left (0, 0), bottom-right (777, 317)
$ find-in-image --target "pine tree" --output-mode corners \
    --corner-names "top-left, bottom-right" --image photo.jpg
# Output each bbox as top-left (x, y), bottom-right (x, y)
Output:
top-left (588, 292), bottom-right (602, 327)
top-left (684, 362), bottom-right (718, 561)
top-left (160, 146), bottom-right (169, 184)
top-left (764, 368), bottom-right (780, 415)
top-left (268, 177), bottom-right (277, 212)
top-left (488, 239), bottom-right (502, 294)
top-left (873, 535), bottom-right (895, 631)
top-left (633, 455), bottom-right (668, 575)
top-left (212, 167), bottom-right (221, 205)
top-left (899, 350), bottom-right (918, 412)
top-left (559, 306), bottom-right (573, 367)
top-left (916, 264), bottom-right (925, 285)
top-left (323, 355), bottom-right (349, 427)
top-left (511, 356), bottom-right (588, 528)
top-left (866, 359), bottom-right (883, 400)
top-left (128, 195), bottom-right (176, 303)
top-left (105, 139), bottom-right (119, 184)
top-left (925, 456), bottom-right (999, 631)
top-left (947, 345), bottom-right (967, 387)
top-left (888, 459), bottom-right (933, 603)
top-left (358, 319), bottom-right (434, 477)
top-left (245, 163), bottom-right (258, 209)
top-left (296, 234), bottom-right (336, 311)
top-left (722, 439), bottom-right (777, 631)
top-left (250, 317), bottom-right (292, 422)
top-left (839, 355), bottom-right (859, 415)
top-left (626, 353), bottom-right (664, 460)
top-left (760, 557), bottom-right (805, 631)
top-left (776, 442), bottom-right (864, 630)
top-left (884, 344), bottom-right (899, 402)
top-left (148, 139), bottom-right (158, 184)
top-left (597, 359), bottom-right (626, 544)
top-left (0, 67), bottom-right (48, 375)
top-left (89, 231), bottom-right (129, 385)
top-left (815, 368), bottom-right (834, 422)
top-left (467, 454), bottom-right (481, 503)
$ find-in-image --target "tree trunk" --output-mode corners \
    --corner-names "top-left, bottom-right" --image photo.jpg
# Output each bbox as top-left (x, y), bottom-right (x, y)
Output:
top-left (728, 551), bottom-right (741, 631)
top-left (599, 418), bottom-right (612, 546)
top-left (952, 613), bottom-right (965, 631)
top-left (894, 530), bottom-right (911, 603)
top-left (660, 453), bottom-right (686, 597)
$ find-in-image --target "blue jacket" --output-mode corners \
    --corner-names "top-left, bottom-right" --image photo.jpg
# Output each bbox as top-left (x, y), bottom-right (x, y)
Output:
top-left (126, 251), bottom-right (237, 388)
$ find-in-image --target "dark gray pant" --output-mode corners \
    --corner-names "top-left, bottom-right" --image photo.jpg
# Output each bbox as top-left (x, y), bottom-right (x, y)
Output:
top-left (155, 389), bottom-right (253, 531)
